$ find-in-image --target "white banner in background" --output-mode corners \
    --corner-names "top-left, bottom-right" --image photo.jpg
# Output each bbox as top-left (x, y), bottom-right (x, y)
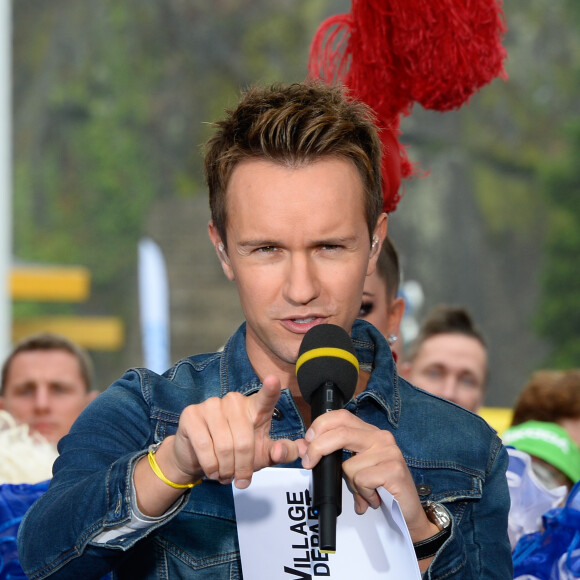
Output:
top-left (233, 467), bottom-right (421, 580)
top-left (138, 237), bottom-right (170, 373)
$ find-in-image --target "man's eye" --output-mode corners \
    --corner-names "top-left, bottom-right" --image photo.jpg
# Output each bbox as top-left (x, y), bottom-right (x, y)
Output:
top-left (358, 302), bottom-right (374, 317)
top-left (460, 376), bottom-right (478, 388)
top-left (425, 368), bottom-right (443, 380)
top-left (257, 246), bottom-right (277, 253)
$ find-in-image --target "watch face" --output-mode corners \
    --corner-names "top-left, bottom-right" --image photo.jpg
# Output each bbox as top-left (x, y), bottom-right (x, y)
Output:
top-left (426, 502), bottom-right (451, 530)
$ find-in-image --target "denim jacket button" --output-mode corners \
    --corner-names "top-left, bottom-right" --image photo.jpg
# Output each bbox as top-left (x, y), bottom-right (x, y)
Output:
top-left (272, 408), bottom-right (283, 420)
top-left (416, 483), bottom-right (432, 497)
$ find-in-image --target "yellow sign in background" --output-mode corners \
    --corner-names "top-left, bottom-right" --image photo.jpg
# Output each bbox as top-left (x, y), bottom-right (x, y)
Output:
top-left (10, 265), bottom-right (123, 350)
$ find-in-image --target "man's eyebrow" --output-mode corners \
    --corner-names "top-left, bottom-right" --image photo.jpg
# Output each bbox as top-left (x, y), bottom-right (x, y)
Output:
top-left (235, 240), bottom-right (279, 255)
top-left (316, 236), bottom-right (358, 245)
top-left (425, 363), bottom-right (445, 369)
top-left (237, 239), bottom-right (279, 248)
top-left (11, 380), bottom-right (35, 390)
top-left (235, 235), bottom-right (362, 254)
top-left (304, 235), bottom-right (362, 248)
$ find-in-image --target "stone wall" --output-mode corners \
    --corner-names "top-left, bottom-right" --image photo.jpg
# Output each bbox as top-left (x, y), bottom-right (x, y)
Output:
top-left (123, 195), bottom-right (244, 372)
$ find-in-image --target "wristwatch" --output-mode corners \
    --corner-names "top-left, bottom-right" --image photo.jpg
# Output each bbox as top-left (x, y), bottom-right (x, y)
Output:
top-left (413, 501), bottom-right (452, 560)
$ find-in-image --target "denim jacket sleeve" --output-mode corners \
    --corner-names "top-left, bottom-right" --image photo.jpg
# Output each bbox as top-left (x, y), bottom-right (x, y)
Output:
top-left (423, 437), bottom-right (513, 579)
top-left (17, 371), bottom-right (188, 580)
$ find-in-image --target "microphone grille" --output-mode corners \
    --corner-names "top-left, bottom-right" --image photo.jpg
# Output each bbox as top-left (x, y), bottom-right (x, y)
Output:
top-left (296, 324), bottom-right (359, 405)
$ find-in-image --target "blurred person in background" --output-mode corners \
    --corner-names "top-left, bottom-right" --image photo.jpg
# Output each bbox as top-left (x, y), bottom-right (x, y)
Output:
top-left (0, 411), bottom-right (55, 580)
top-left (0, 333), bottom-right (97, 445)
top-left (0, 335), bottom-right (102, 580)
top-left (502, 419), bottom-right (580, 559)
top-left (357, 236), bottom-right (405, 361)
top-left (400, 305), bottom-right (488, 413)
top-left (503, 420), bottom-right (580, 495)
top-left (502, 370), bottom-right (580, 556)
top-left (511, 369), bottom-right (580, 447)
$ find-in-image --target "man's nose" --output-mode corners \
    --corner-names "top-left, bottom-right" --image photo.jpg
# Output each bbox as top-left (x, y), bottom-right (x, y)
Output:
top-left (283, 254), bottom-right (320, 305)
top-left (440, 377), bottom-right (459, 403)
top-left (33, 386), bottom-right (50, 411)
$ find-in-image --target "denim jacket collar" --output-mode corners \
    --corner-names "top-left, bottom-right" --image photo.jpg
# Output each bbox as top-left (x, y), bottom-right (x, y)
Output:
top-left (350, 319), bottom-right (400, 428)
top-left (219, 320), bottom-right (400, 427)
top-left (219, 324), bottom-right (262, 396)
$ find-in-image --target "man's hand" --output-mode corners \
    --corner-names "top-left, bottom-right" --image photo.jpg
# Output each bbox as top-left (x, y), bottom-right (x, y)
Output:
top-left (300, 410), bottom-right (438, 545)
top-left (171, 375), bottom-right (300, 489)
top-left (134, 375), bottom-right (300, 516)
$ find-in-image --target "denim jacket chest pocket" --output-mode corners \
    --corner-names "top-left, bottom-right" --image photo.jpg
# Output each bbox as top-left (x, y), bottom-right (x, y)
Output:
top-left (407, 462), bottom-right (483, 525)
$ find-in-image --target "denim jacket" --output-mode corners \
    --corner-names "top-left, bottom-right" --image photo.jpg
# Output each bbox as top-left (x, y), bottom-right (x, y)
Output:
top-left (19, 320), bottom-right (512, 579)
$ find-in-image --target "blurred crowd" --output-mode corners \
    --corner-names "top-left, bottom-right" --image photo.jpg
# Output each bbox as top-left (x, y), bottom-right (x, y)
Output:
top-left (359, 236), bottom-right (580, 578)
top-left (2, 236), bottom-right (578, 579)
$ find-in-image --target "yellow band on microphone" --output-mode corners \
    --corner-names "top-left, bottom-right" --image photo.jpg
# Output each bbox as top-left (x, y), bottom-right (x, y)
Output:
top-left (296, 347), bottom-right (359, 374)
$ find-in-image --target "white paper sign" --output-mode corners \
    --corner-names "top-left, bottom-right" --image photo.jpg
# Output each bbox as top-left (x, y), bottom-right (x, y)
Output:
top-left (233, 467), bottom-right (421, 579)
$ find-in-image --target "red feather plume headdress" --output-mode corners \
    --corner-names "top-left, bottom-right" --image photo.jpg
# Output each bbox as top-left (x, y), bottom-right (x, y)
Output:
top-left (308, 0), bottom-right (508, 212)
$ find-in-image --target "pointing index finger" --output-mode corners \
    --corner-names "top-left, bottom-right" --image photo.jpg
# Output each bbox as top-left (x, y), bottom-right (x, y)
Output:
top-left (251, 375), bottom-right (283, 423)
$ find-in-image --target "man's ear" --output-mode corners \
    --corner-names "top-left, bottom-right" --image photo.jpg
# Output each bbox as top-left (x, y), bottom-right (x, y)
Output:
top-left (388, 296), bottom-right (406, 338)
top-left (208, 221), bottom-right (235, 281)
top-left (86, 391), bottom-right (99, 405)
top-left (399, 361), bottom-right (412, 380)
top-left (367, 213), bottom-right (388, 276)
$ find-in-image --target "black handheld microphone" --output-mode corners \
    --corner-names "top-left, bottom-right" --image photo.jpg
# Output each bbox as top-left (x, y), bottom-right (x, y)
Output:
top-left (296, 324), bottom-right (359, 553)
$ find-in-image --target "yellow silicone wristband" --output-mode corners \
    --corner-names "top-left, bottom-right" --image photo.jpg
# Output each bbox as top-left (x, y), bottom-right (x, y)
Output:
top-left (147, 450), bottom-right (202, 490)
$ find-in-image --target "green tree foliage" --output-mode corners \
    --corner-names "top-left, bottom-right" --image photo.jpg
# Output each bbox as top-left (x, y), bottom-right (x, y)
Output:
top-left (13, 0), bottom-right (337, 312)
top-left (535, 120), bottom-right (580, 366)
top-left (12, 1), bottom-right (580, 394)
top-left (14, 2), bottom-right (159, 301)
